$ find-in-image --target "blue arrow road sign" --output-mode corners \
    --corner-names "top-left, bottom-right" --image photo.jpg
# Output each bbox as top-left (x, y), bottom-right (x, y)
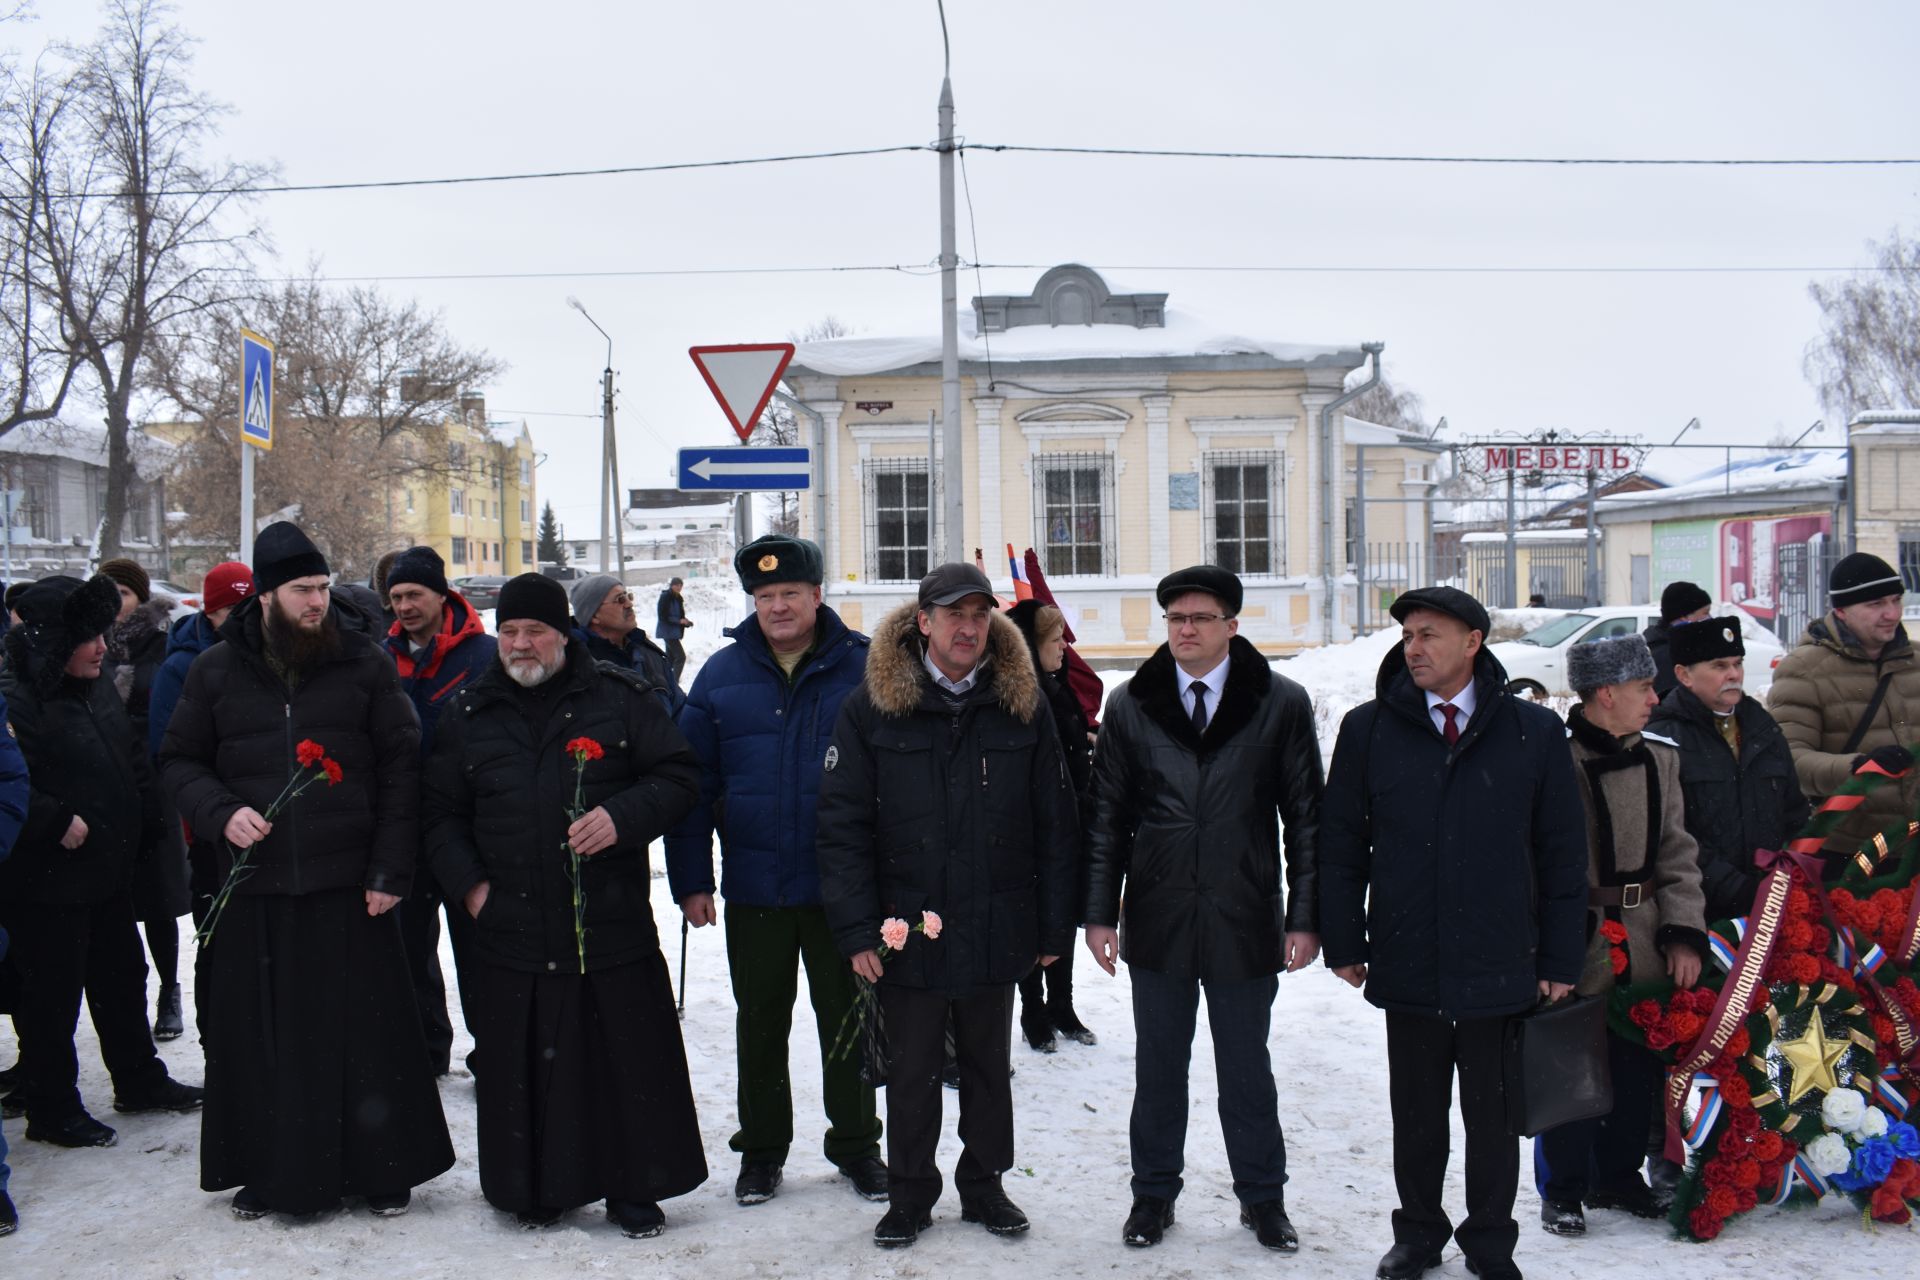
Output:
top-left (678, 446), bottom-right (811, 491)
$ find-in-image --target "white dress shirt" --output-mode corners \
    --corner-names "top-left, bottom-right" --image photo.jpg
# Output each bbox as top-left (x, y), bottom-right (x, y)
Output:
top-left (923, 650), bottom-right (985, 695)
top-left (1424, 679), bottom-right (1478, 738)
top-left (1178, 655), bottom-right (1231, 723)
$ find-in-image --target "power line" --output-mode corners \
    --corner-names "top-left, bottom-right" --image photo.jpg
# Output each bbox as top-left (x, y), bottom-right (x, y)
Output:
top-left (967, 143), bottom-right (1920, 167)
top-left (245, 262), bottom-right (943, 284)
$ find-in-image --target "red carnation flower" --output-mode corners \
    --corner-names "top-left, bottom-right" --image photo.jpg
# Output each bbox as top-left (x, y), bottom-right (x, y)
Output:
top-left (1751, 1131), bottom-right (1784, 1162)
top-left (1630, 999), bottom-right (1663, 1030)
top-left (1703, 1160), bottom-right (1735, 1190)
top-left (566, 737), bottom-right (606, 762)
top-left (1719, 1075), bottom-right (1753, 1108)
top-left (1731, 1159), bottom-right (1761, 1190)
top-left (1689, 1206), bottom-right (1724, 1240)
top-left (1783, 918), bottom-right (1813, 950)
top-left (1610, 947), bottom-right (1629, 976)
top-left (1727, 1027), bottom-right (1751, 1057)
top-left (322, 758), bottom-right (343, 786)
top-left (1706, 1187), bottom-right (1739, 1218)
top-left (1599, 919), bottom-right (1628, 945)
top-left (1729, 1106), bottom-right (1762, 1138)
top-left (296, 739), bottom-right (326, 767)
top-left (1668, 1010), bottom-right (1704, 1041)
top-left (1734, 1187), bottom-right (1758, 1213)
top-left (1646, 1026), bottom-right (1676, 1051)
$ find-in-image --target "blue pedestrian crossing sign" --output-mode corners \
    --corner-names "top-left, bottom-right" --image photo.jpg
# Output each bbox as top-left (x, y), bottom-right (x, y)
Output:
top-left (240, 329), bottom-right (274, 451)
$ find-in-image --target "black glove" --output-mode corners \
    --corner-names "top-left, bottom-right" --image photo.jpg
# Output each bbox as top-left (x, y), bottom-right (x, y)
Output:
top-left (1854, 745), bottom-right (1913, 774)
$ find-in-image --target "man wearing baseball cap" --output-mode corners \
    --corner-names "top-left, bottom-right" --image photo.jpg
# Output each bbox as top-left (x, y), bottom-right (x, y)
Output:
top-left (1320, 585), bottom-right (1586, 1280)
top-left (665, 534), bottom-right (886, 1208)
top-left (817, 563), bottom-right (1077, 1248)
top-left (1768, 551), bottom-right (1920, 863)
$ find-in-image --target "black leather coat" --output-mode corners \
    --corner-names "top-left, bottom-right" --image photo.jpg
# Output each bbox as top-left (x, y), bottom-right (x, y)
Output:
top-left (1318, 644), bottom-right (1589, 1020)
top-left (423, 638), bottom-right (700, 974)
top-left (1645, 686), bottom-right (1811, 921)
top-left (158, 596), bottom-right (423, 898)
top-left (1084, 635), bottom-right (1322, 982)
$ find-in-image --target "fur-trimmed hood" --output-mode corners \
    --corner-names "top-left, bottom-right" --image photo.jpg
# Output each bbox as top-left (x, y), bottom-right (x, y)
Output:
top-left (107, 596), bottom-right (176, 664)
top-left (864, 600), bottom-right (1040, 721)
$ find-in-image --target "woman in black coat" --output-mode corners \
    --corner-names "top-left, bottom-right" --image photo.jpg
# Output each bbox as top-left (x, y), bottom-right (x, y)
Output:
top-left (1007, 599), bottom-right (1096, 1051)
top-left (105, 587), bottom-right (192, 1041)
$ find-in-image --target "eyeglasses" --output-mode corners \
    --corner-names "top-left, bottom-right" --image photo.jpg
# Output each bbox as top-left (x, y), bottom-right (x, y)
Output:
top-left (607, 593), bottom-right (633, 607)
top-left (1163, 612), bottom-right (1225, 628)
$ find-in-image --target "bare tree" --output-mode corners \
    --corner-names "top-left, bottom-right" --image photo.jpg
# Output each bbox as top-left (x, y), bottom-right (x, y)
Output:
top-left (750, 315), bottom-right (853, 535)
top-left (0, 55), bottom-right (84, 435)
top-left (1344, 365), bottom-right (1430, 435)
top-left (1806, 228), bottom-right (1920, 421)
top-left (151, 275), bottom-right (505, 578)
top-left (30, 0), bottom-right (274, 557)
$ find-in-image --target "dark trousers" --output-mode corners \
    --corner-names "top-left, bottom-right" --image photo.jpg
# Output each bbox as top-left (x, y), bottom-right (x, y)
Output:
top-left (2, 892), bottom-right (167, 1123)
top-left (1017, 942), bottom-right (1075, 1012)
top-left (1385, 1010), bottom-right (1518, 1266)
top-left (664, 637), bottom-right (687, 682)
top-left (1534, 1031), bottom-right (1664, 1201)
top-left (1129, 967), bottom-right (1287, 1205)
top-left (723, 904), bottom-right (881, 1166)
top-left (398, 885), bottom-right (478, 1075)
top-left (878, 982), bottom-right (1014, 1213)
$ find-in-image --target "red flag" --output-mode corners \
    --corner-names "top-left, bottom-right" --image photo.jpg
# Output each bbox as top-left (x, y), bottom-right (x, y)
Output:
top-left (1023, 548), bottom-right (1104, 728)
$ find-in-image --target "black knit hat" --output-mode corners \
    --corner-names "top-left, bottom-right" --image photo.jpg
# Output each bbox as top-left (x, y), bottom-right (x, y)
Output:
top-left (496, 572), bottom-right (572, 634)
top-left (1830, 552), bottom-right (1904, 609)
top-left (1389, 585), bottom-right (1491, 637)
top-left (253, 521), bottom-right (330, 594)
top-left (736, 534), bottom-right (824, 592)
top-left (1670, 616), bottom-right (1745, 667)
top-left (1156, 565), bottom-right (1244, 616)
top-left (1659, 580), bottom-right (1712, 623)
top-left (384, 545), bottom-right (449, 598)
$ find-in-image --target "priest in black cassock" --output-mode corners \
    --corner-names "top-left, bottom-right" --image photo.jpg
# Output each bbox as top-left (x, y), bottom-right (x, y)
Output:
top-left (423, 573), bottom-right (707, 1236)
top-left (159, 521), bottom-right (454, 1219)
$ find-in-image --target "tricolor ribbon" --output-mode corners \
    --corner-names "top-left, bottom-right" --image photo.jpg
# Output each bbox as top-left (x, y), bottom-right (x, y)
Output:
top-left (1768, 1153), bottom-right (1829, 1205)
top-left (1682, 1073), bottom-right (1723, 1151)
top-left (1874, 1064), bottom-right (1912, 1117)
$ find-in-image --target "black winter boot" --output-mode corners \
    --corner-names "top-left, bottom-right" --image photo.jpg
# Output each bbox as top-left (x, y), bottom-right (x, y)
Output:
top-left (153, 983), bottom-right (185, 1042)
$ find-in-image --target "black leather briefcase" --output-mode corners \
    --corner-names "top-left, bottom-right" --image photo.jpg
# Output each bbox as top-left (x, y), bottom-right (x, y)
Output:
top-left (1502, 994), bottom-right (1613, 1137)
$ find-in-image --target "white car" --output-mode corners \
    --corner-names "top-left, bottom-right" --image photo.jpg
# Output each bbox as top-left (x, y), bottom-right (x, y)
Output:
top-left (1490, 604), bottom-right (1786, 699)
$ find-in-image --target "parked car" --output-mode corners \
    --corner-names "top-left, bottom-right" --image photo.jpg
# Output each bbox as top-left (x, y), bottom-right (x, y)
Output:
top-left (1490, 603), bottom-right (1786, 699)
top-left (453, 575), bottom-right (510, 610)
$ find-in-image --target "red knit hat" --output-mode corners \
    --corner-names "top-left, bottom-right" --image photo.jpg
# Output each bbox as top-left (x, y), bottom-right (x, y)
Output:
top-left (201, 561), bottom-right (255, 614)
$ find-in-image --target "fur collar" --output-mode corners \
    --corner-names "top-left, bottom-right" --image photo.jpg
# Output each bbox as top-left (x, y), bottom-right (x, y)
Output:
top-left (1126, 634), bottom-right (1270, 751)
top-left (108, 597), bottom-right (174, 664)
top-left (863, 601), bottom-right (1040, 721)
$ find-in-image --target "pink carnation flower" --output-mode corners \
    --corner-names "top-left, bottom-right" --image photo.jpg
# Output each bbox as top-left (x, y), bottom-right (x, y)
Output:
top-left (921, 910), bottom-right (943, 940)
top-left (880, 917), bottom-right (910, 951)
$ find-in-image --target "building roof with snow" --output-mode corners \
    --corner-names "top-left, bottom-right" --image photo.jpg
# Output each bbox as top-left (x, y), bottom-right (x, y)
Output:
top-left (1594, 448), bottom-right (1847, 523)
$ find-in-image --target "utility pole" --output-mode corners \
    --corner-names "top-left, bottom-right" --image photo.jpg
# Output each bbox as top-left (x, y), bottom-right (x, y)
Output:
top-left (567, 298), bottom-right (623, 578)
top-left (936, 55), bottom-right (964, 563)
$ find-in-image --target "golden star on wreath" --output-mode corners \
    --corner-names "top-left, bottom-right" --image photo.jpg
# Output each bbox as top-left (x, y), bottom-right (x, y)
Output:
top-left (758, 554), bottom-right (779, 572)
top-left (1777, 1008), bottom-right (1848, 1105)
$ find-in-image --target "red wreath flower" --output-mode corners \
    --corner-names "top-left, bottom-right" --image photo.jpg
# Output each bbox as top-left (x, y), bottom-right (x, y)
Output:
top-left (296, 739), bottom-right (326, 767)
top-left (1750, 1131), bottom-right (1784, 1163)
top-left (1726, 1026), bottom-right (1750, 1057)
top-left (1703, 1160), bottom-right (1735, 1190)
top-left (1706, 1187), bottom-right (1739, 1218)
top-left (1630, 999), bottom-right (1663, 1030)
top-left (1599, 919), bottom-right (1629, 945)
top-left (1690, 1206), bottom-right (1725, 1240)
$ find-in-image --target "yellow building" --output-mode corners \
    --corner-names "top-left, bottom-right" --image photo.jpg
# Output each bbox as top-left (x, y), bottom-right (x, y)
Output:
top-left (388, 394), bottom-right (538, 579)
top-left (785, 264), bottom-right (1417, 655)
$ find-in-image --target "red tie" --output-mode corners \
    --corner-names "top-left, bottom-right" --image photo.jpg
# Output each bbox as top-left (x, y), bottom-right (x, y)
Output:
top-left (1439, 702), bottom-right (1461, 745)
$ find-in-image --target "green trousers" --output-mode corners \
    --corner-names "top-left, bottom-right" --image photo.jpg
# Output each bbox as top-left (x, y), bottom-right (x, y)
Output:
top-left (724, 904), bottom-right (882, 1167)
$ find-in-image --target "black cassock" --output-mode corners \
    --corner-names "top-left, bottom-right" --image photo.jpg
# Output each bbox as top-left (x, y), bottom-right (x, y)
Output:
top-left (198, 887), bottom-right (455, 1212)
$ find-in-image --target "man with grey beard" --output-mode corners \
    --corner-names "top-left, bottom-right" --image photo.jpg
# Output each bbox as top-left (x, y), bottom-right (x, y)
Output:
top-left (160, 521), bottom-right (452, 1221)
top-left (424, 573), bottom-right (708, 1237)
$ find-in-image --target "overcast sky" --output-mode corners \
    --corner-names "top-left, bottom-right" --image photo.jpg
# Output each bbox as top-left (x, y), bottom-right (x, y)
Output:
top-left (19, 1), bottom-right (1920, 540)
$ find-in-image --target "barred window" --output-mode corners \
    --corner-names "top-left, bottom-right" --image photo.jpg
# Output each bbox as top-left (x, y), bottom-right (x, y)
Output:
top-left (1901, 527), bottom-right (1920, 605)
top-left (864, 458), bottom-right (937, 583)
top-left (1033, 453), bottom-right (1114, 577)
top-left (450, 487), bottom-right (465, 516)
top-left (1204, 452), bottom-right (1282, 576)
top-left (521, 540), bottom-right (533, 563)
top-left (450, 536), bottom-right (468, 566)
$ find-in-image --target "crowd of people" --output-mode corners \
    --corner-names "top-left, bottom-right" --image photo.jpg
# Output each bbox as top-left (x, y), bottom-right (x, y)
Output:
top-left (0, 522), bottom-right (1908, 1277)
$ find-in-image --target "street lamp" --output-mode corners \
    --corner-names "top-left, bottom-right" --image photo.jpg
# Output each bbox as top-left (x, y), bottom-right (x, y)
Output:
top-left (566, 296), bottom-right (624, 577)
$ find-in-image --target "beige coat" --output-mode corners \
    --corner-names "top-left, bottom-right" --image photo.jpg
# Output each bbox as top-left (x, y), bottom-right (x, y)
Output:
top-left (1566, 707), bottom-right (1709, 996)
top-left (1767, 613), bottom-right (1920, 856)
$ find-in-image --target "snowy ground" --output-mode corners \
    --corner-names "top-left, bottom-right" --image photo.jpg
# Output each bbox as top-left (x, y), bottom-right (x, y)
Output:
top-left (4, 614), bottom-right (1915, 1277)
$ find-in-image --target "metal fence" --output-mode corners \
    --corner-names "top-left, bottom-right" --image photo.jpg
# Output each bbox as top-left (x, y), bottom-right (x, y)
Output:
top-left (1356, 538), bottom-right (1602, 633)
top-left (1774, 536), bottom-right (1851, 648)
top-left (1356, 540), bottom-right (1467, 634)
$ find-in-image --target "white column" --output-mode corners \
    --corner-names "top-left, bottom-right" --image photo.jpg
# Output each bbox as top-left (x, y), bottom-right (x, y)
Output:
top-left (974, 394), bottom-right (1004, 569)
top-left (1297, 391), bottom-right (1336, 586)
top-left (1143, 394), bottom-right (1172, 574)
top-left (808, 399), bottom-right (846, 579)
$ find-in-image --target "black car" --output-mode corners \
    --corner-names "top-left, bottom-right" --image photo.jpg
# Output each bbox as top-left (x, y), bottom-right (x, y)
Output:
top-left (454, 575), bottom-right (509, 609)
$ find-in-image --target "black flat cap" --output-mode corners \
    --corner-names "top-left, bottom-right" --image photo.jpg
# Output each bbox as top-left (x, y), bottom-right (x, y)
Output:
top-left (918, 562), bottom-right (997, 609)
top-left (1389, 585), bottom-right (1491, 637)
top-left (1155, 565), bottom-right (1243, 616)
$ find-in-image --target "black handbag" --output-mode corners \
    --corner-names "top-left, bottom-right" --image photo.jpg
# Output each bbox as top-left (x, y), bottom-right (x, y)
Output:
top-left (1502, 994), bottom-right (1613, 1137)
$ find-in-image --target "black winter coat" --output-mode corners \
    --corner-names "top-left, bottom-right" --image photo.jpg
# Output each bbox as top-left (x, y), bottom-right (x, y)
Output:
top-left (158, 596), bottom-right (423, 898)
top-left (423, 638), bottom-right (701, 973)
top-left (1645, 687), bottom-right (1810, 922)
top-left (1084, 636), bottom-right (1323, 982)
top-left (1318, 645), bottom-right (1589, 1019)
top-left (817, 603), bottom-right (1078, 995)
top-left (1644, 618), bottom-right (1679, 699)
top-left (0, 651), bottom-right (163, 905)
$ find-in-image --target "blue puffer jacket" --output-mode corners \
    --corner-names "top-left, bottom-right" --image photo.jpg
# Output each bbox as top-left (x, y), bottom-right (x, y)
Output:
top-left (147, 612), bottom-right (220, 762)
top-left (665, 604), bottom-right (868, 909)
top-left (0, 684), bottom-right (28, 961)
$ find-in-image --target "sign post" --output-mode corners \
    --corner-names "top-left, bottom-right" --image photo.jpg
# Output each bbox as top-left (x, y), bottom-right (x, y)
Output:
top-left (239, 330), bottom-right (275, 563)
